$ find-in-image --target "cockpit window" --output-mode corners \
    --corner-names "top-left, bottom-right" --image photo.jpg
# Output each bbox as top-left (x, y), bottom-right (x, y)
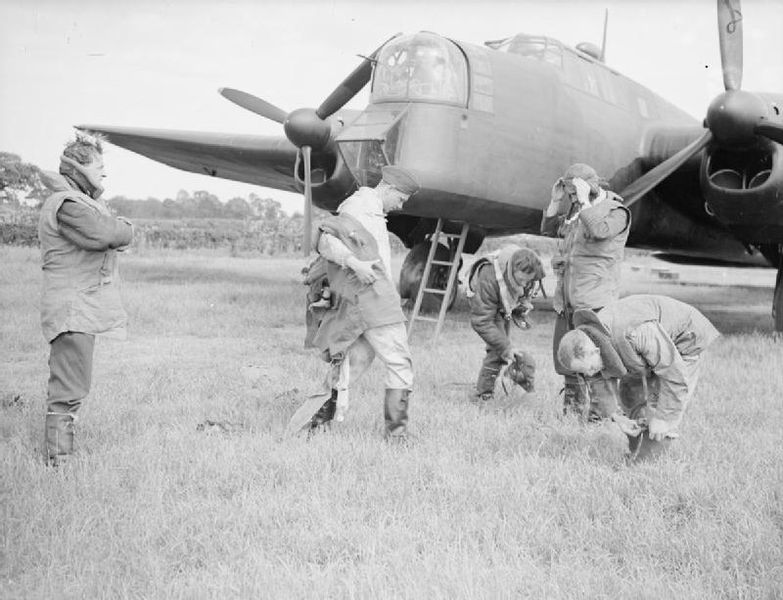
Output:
top-left (372, 32), bottom-right (468, 105)
top-left (487, 34), bottom-right (563, 68)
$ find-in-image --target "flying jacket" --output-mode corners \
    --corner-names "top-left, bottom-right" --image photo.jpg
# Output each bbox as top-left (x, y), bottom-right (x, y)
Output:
top-left (308, 210), bottom-right (405, 358)
top-left (467, 247), bottom-right (542, 357)
top-left (541, 192), bottom-right (630, 314)
top-left (38, 171), bottom-right (133, 342)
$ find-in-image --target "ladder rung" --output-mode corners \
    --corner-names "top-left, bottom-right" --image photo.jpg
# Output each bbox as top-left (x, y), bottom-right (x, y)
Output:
top-left (407, 219), bottom-right (467, 343)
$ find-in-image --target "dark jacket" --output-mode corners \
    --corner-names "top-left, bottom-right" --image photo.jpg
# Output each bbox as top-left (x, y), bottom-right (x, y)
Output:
top-left (468, 246), bottom-right (544, 357)
top-left (542, 192), bottom-right (630, 313)
top-left (468, 261), bottom-right (514, 356)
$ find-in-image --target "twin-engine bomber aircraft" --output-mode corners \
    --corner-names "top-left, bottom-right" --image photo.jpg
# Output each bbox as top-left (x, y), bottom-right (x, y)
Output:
top-left (80, 0), bottom-right (783, 330)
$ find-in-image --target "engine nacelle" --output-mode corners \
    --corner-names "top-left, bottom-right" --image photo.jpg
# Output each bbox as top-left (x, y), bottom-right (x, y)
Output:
top-left (701, 140), bottom-right (783, 243)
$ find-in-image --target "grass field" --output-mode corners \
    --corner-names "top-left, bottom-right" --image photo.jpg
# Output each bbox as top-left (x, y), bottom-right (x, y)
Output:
top-left (1, 245), bottom-right (782, 599)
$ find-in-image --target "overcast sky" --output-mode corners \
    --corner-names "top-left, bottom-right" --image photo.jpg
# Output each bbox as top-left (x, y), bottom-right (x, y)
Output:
top-left (1, 0), bottom-right (781, 215)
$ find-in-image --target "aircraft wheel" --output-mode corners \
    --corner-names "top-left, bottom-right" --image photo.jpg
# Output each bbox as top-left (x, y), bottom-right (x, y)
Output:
top-left (757, 244), bottom-right (783, 332)
top-left (775, 258), bottom-right (783, 333)
top-left (398, 242), bottom-right (461, 313)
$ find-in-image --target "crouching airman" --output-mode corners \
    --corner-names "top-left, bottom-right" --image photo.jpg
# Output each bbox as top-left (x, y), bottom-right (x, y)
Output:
top-left (466, 245), bottom-right (545, 403)
top-left (557, 294), bottom-right (720, 461)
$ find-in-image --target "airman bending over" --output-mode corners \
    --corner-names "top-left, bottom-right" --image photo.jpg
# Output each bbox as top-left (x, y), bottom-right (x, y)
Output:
top-left (466, 245), bottom-right (545, 403)
top-left (558, 294), bottom-right (719, 461)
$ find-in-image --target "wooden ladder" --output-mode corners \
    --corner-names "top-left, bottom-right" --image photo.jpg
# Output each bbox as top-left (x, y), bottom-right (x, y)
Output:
top-left (407, 219), bottom-right (469, 342)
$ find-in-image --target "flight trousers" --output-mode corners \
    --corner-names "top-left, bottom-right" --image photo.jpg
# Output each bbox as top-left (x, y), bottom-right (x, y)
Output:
top-left (475, 319), bottom-right (511, 399)
top-left (45, 331), bottom-right (95, 462)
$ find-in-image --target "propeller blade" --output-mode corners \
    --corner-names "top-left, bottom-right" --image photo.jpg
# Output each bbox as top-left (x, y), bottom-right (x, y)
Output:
top-left (316, 33), bottom-right (402, 119)
top-left (717, 0), bottom-right (743, 91)
top-left (218, 88), bottom-right (288, 124)
top-left (621, 130), bottom-right (713, 207)
top-left (755, 121), bottom-right (783, 146)
top-left (302, 145), bottom-right (313, 255)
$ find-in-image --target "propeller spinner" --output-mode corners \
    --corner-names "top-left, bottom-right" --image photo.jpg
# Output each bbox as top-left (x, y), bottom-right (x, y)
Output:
top-left (217, 91), bottom-right (333, 254)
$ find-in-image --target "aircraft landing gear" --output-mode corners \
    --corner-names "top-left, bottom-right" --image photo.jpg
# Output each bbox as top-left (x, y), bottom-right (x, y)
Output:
top-left (757, 243), bottom-right (783, 333)
top-left (775, 247), bottom-right (783, 333)
top-left (398, 242), bottom-right (460, 313)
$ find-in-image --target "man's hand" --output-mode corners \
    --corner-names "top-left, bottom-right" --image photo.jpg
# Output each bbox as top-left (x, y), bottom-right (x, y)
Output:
top-left (501, 348), bottom-right (517, 364)
top-left (346, 256), bottom-right (379, 284)
top-left (612, 412), bottom-right (643, 437)
top-left (572, 177), bottom-right (592, 207)
top-left (545, 179), bottom-right (566, 216)
top-left (503, 349), bottom-right (536, 392)
top-left (115, 216), bottom-right (134, 252)
top-left (648, 417), bottom-right (677, 441)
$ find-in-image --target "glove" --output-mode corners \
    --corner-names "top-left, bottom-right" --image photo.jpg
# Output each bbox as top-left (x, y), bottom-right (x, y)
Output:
top-left (648, 417), bottom-right (677, 441)
top-left (545, 179), bottom-right (566, 216)
top-left (611, 412), bottom-right (643, 437)
top-left (504, 350), bottom-right (536, 392)
top-left (572, 177), bottom-right (592, 207)
top-left (511, 299), bottom-right (534, 330)
top-left (346, 256), bottom-right (379, 284)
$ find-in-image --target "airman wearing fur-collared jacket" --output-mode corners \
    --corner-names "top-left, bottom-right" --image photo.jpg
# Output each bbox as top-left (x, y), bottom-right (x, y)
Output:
top-left (466, 245), bottom-right (545, 402)
top-left (540, 163), bottom-right (631, 417)
top-left (38, 134), bottom-right (134, 466)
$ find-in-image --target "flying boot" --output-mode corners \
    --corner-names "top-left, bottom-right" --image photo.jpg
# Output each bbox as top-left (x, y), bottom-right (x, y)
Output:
top-left (472, 364), bottom-right (500, 405)
top-left (384, 388), bottom-right (410, 440)
top-left (561, 375), bottom-right (588, 418)
top-left (614, 376), bottom-right (671, 462)
top-left (44, 411), bottom-right (76, 466)
top-left (309, 389), bottom-right (338, 432)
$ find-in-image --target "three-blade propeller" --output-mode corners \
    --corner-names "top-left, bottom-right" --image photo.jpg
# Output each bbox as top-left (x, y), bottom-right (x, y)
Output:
top-left (622, 0), bottom-right (782, 206)
top-left (219, 35), bottom-right (399, 254)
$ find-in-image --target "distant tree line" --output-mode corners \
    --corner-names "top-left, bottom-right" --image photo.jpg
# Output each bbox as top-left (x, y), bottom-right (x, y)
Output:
top-left (0, 152), bottom-right (47, 207)
top-left (107, 190), bottom-right (289, 222)
top-left (0, 150), bottom-right (316, 254)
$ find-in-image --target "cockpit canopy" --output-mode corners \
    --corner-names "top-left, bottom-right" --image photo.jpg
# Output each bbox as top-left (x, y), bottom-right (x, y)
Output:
top-left (371, 32), bottom-right (468, 105)
top-left (485, 34), bottom-right (564, 67)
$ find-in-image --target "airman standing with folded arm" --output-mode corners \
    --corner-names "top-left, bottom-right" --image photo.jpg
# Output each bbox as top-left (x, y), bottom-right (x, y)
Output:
top-left (38, 133), bottom-right (134, 466)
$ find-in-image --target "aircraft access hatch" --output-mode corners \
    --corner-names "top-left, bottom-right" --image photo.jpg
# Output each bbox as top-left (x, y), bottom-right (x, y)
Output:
top-left (336, 108), bottom-right (408, 187)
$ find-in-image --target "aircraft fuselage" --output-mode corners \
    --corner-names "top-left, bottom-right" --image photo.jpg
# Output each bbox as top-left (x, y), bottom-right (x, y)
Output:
top-left (329, 32), bottom-right (740, 257)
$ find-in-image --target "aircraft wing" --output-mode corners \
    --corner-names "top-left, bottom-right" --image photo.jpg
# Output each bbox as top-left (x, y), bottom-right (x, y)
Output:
top-left (77, 125), bottom-right (299, 193)
top-left (639, 125), bottom-right (707, 172)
